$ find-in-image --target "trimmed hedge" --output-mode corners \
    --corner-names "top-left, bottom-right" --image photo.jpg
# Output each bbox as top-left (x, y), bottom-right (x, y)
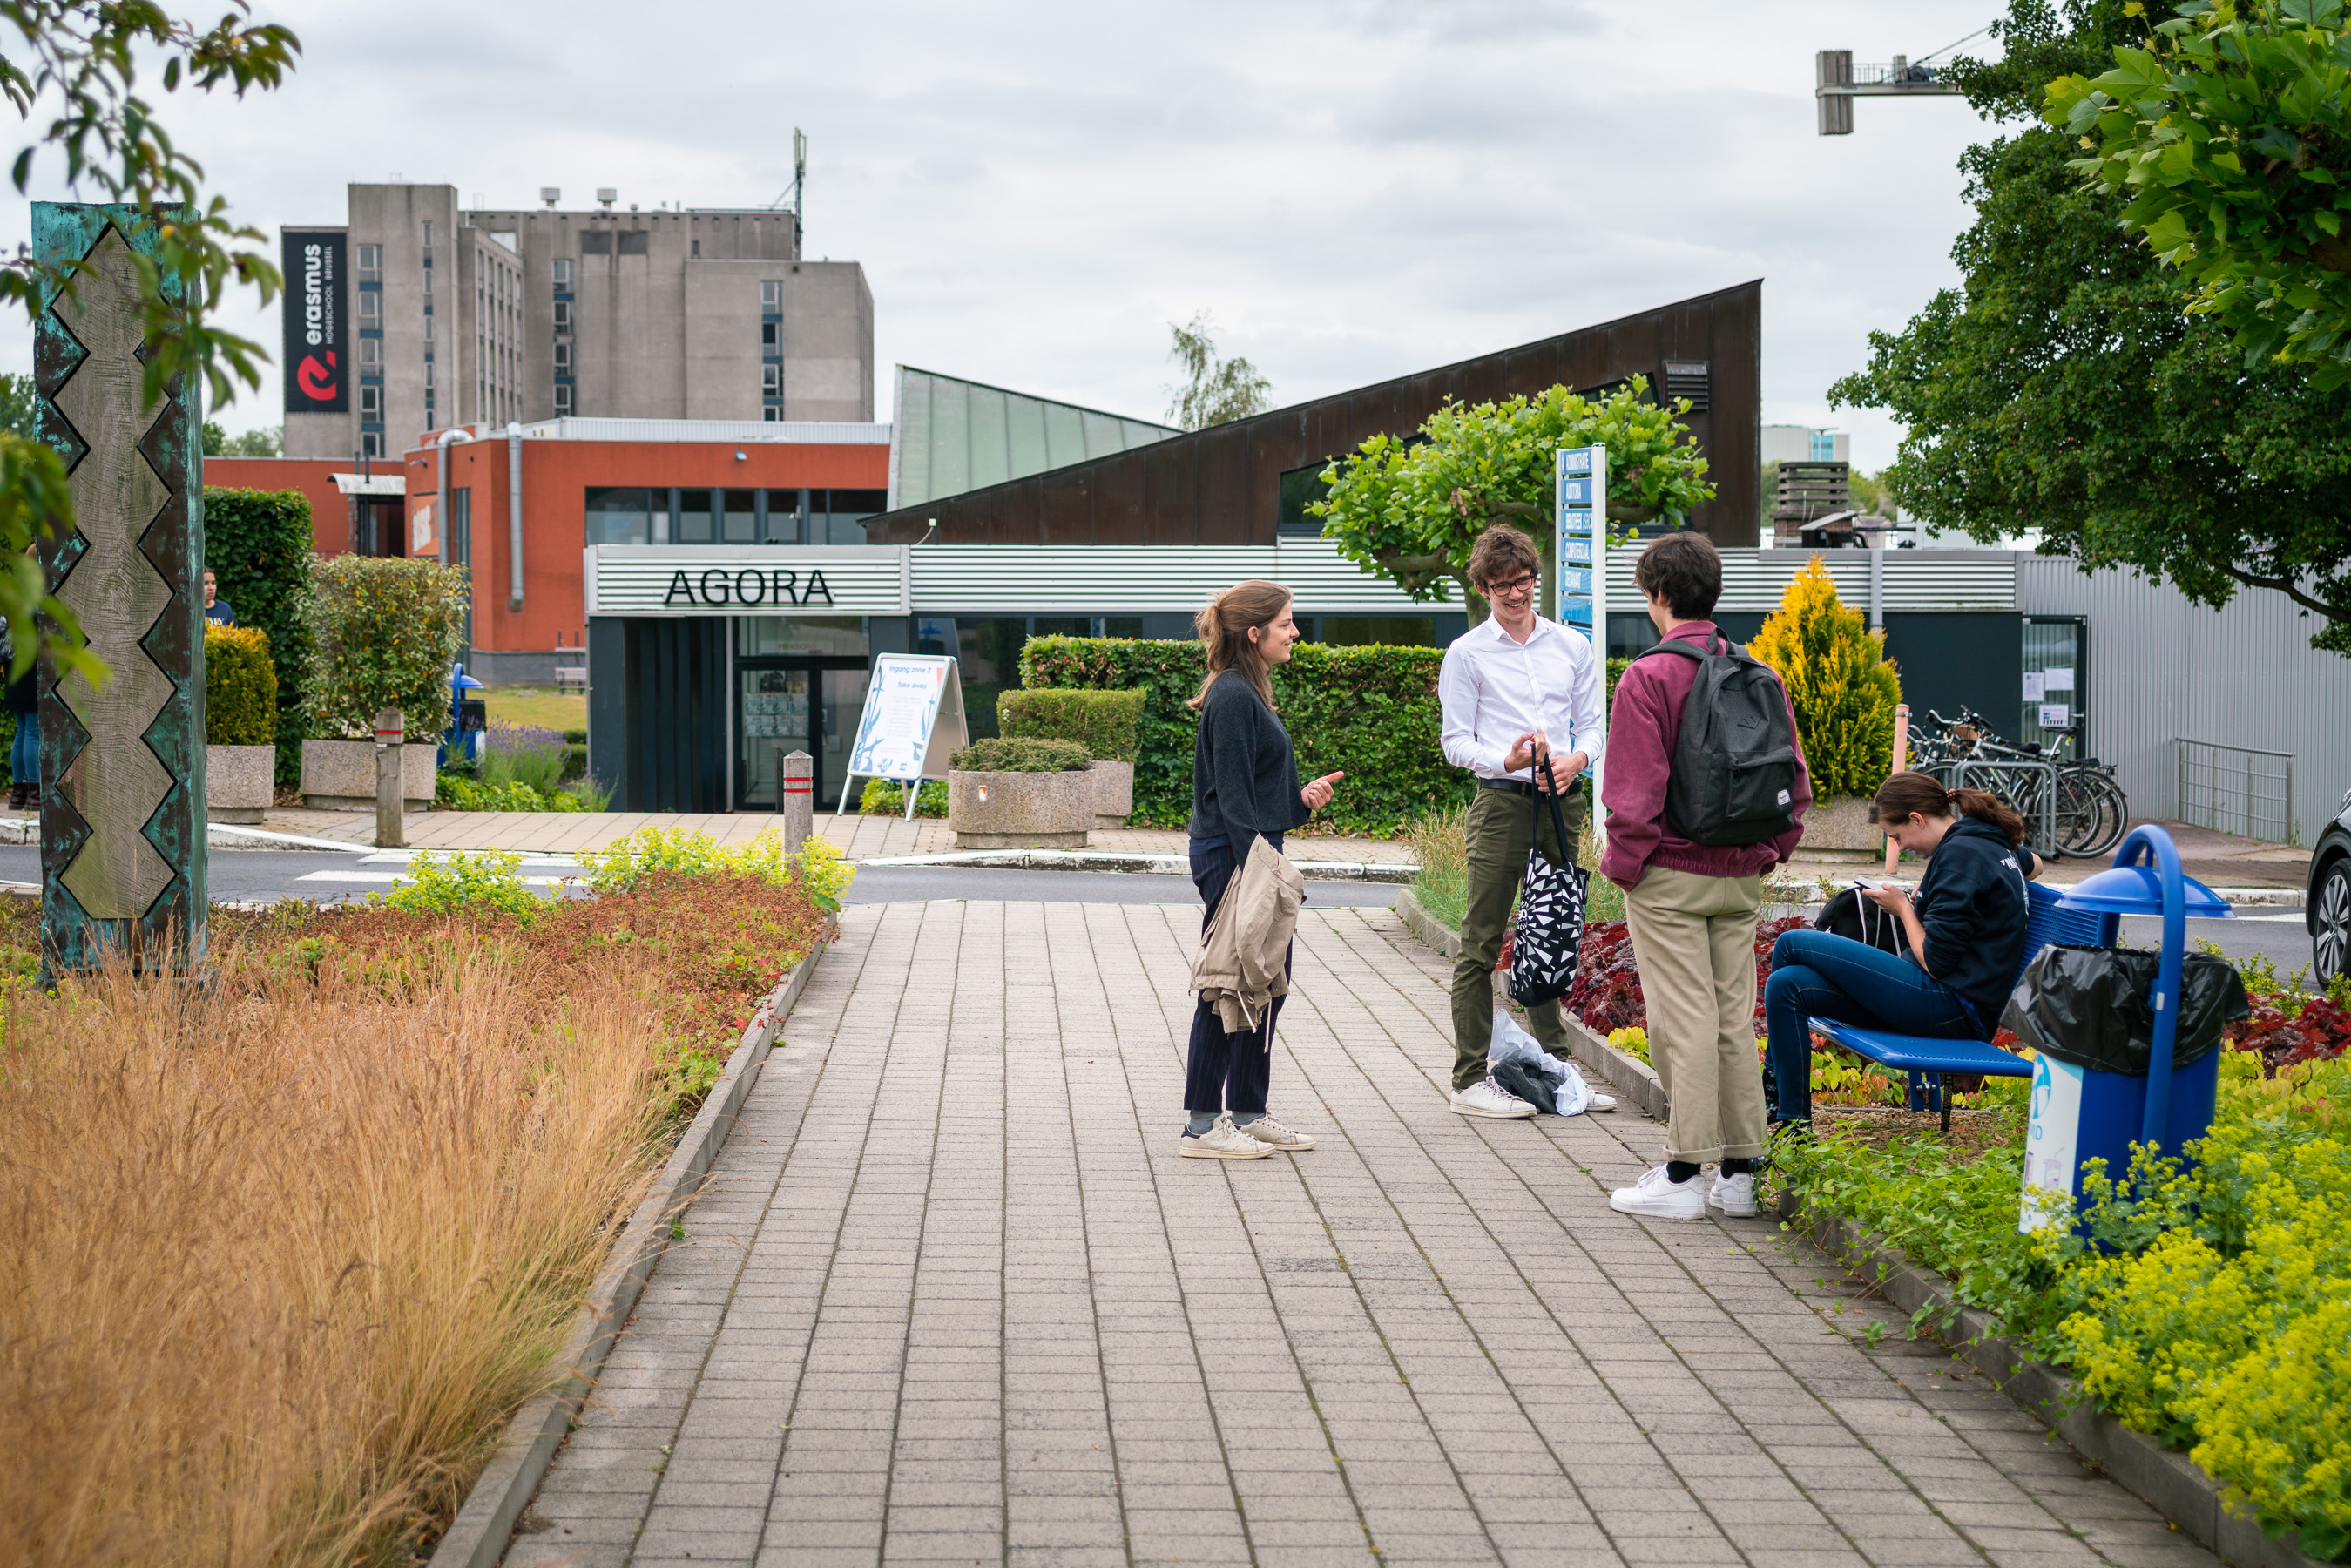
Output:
top-left (996, 687), bottom-right (1143, 762)
top-left (1019, 637), bottom-right (1470, 835)
top-left (203, 487), bottom-right (314, 783)
top-left (949, 736), bottom-right (1091, 773)
top-left (204, 625), bottom-right (278, 747)
top-left (301, 555), bottom-right (471, 738)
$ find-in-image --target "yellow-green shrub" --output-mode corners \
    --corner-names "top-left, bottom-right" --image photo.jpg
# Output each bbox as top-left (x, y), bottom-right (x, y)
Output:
top-left (1749, 558), bottom-right (1901, 798)
top-left (203, 625), bottom-right (278, 747)
top-left (576, 826), bottom-right (855, 909)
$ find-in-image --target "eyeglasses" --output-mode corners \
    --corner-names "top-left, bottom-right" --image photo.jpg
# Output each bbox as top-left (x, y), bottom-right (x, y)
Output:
top-left (1486, 574), bottom-right (1537, 599)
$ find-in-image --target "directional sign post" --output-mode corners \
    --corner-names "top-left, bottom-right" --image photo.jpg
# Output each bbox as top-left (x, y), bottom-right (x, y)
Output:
top-left (1556, 444), bottom-right (1609, 848)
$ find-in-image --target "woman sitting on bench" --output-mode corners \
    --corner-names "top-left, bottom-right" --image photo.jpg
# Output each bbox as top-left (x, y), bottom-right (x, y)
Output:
top-left (1763, 771), bottom-right (2040, 1134)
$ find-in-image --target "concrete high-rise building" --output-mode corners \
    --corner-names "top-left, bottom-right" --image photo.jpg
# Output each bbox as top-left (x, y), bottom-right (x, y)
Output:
top-left (282, 183), bottom-right (875, 461)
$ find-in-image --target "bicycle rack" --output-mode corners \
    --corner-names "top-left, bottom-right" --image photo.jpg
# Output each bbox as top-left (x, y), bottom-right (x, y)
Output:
top-left (1927, 758), bottom-right (2060, 859)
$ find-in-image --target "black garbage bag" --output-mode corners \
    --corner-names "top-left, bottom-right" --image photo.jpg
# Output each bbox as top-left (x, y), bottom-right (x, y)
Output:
top-left (2000, 945), bottom-right (2250, 1076)
top-left (1492, 1055), bottom-right (1566, 1116)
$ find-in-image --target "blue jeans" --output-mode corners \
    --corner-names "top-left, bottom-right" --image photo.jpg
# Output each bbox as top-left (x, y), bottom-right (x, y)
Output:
top-left (1763, 928), bottom-right (1981, 1122)
top-left (9, 709), bottom-right (35, 791)
top-left (1182, 834), bottom-right (1288, 1120)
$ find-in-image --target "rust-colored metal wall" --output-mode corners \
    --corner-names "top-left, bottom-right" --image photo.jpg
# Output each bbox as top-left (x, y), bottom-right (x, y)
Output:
top-left (865, 280), bottom-right (1761, 549)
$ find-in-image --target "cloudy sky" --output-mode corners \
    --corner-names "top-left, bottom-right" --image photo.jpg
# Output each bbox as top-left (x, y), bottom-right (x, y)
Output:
top-left (2, 0), bottom-right (2008, 470)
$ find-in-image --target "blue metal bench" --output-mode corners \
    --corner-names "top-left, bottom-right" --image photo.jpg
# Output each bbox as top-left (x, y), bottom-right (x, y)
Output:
top-left (1807, 880), bottom-right (2118, 1131)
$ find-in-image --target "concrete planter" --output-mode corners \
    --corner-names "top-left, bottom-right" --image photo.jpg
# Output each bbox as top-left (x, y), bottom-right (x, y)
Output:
top-left (301, 738), bottom-right (437, 812)
top-left (948, 768), bottom-right (1092, 848)
top-left (205, 743), bottom-right (274, 824)
top-left (1088, 760), bottom-right (1134, 830)
top-left (1797, 794), bottom-right (1883, 859)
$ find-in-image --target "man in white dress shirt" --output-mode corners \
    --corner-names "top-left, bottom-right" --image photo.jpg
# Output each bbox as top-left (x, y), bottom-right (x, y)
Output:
top-left (1436, 526), bottom-right (1608, 1118)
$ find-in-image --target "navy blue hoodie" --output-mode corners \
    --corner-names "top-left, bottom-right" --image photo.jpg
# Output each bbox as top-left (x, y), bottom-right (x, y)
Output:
top-left (1910, 815), bottom-right (2032, 1035)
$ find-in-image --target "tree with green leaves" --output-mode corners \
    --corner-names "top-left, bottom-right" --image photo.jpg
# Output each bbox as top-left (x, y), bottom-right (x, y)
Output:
top-left (1832, 0), bottom-right (2351, 654)
top-left (0, 1), bottom-right (300, 680)
top-left (1164, 312), bottom-right (1271, 429)
top-left (2044, 0), bottom-right (2351, 386)
top-left (1310, 381), bottom-right (1714, 625)
top-left (200, 419), bottom-right (280, 456)
top-left (0, 371), bottom-right (34, 438)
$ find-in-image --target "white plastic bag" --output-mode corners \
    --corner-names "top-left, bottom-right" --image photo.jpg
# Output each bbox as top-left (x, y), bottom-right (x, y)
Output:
top-left (1490, 1010), bottom-right (1596, 1116)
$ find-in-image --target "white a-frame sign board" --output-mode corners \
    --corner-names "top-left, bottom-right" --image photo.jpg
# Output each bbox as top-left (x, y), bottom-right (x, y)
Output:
top-left (837, 655), bottom-right (970, 820)
top-left (1556, 443), bottom-right (1609, 849)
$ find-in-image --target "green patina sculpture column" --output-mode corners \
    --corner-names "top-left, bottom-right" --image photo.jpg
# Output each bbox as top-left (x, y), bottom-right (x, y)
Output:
top-left (33, 202), bottom-right (206, 970)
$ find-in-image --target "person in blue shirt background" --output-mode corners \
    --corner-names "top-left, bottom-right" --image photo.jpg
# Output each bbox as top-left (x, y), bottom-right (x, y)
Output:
top-left (204, 568), bottom-right (234, 626)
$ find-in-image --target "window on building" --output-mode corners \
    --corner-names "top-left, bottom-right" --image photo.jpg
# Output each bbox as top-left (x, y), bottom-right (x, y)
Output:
top-left (760, 280), bottom-right (782, 309)
top-left (618, 230), bottom-right (648, 255)
top-left (584, 486), bottom-right (657, 548)
top-left (361, 430), bottom-right (384, 459)
top-left (553, 257), bottom-right (573, 289)
top-left (676, 488), bottom-right (713, 544)
top-left (359, 338), bottom-right (382, 367)
top-left (423, 313), bottom-right (433, 341)
top-left (356, 243), bottom-right (382, 282)
top-left (552, 384), bottom-right (573, 415)
top-left (359, 386), bottom-right (382, 419)
top-left (424, 360), bottom-right (435, 389)
top-left (552, 301), bottom-right (571, 331)
top-left (422, 265), bottom-right (432, 297)
top-left (760, 321), bottom-right (780, 350)
top-left (1277, 463), bottom-right (1333, 537)
top-left (552, 341), bottom-right (571, 371)
top-left (422, 220), bottom-right (433, 248)
top-left (1809, 431), bottom-right (1835, 461)
top-left (760, 364), bottom-right (780, 395)
top-left (762, 407), bottom-right (779, 423)
top-left (809, 489), bottom-right (888, 547)
top-left (723, 488), bottom-right (758, 544)
top-left (579, 231), bottom-right (612, 255)
top-left (358, 293), bottom-right (382, 327)
top-left (761, 489), bottom-right (804, 544)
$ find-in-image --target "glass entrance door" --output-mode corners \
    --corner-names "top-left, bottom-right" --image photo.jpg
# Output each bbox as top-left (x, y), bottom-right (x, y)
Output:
top-left (2020, 616), bottom-right (2086, 759)
top-left (737, 658), bottom-right (868, 810)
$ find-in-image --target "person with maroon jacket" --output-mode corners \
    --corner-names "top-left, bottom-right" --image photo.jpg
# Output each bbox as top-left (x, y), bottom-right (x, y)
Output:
top-left (1600, 533), bottom-right (1811, 1220)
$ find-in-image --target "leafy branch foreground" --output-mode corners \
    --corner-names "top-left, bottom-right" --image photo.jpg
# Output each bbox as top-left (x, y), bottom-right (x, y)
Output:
top-left (1776, 1052), bottom-right (2351, 1562)
top-left (0, 856), bottom-right (834, 1565)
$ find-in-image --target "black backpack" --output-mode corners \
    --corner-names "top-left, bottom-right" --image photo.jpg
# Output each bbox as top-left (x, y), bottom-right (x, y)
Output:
top-left (1634, 633), bottom-right (1800, 847)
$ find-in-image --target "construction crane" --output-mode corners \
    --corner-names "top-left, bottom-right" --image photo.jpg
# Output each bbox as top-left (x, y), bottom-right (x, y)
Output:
top-left (1814, 23), bottom-right (1988, 134)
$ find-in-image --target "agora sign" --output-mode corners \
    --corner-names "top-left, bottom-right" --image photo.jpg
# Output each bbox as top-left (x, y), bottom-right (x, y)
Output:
top-left (662, 567), bottom-right (836, 608)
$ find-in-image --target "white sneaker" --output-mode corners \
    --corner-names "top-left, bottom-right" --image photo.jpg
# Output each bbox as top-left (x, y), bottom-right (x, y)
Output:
top-left (1181, 1115), bottom-right (1274, 1159)
top-left (1450, 1077), bottom-right (1539, 1119)
top-left (1586, 1092), bottom-right (1618, 1113)
top-left (1237, 1113), bottom-right (1314, 1150)
top-left (1609, 1165), bottom-right (1706, 1220)
top-left (1708, 1169), bottom-right (1758, 1218)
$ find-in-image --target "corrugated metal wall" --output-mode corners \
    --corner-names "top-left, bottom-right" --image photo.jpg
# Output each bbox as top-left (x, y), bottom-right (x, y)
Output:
top-left (2016, 557), bottom-right (2351, 845)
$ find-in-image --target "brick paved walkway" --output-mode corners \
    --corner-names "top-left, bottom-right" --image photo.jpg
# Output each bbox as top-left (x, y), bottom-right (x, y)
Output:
top-left (505, 902), bottom-right (2219, 1568)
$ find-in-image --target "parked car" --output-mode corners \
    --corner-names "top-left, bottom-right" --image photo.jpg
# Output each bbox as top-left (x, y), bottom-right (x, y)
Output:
top-left (2311, 788), bottom-right (2351, 985)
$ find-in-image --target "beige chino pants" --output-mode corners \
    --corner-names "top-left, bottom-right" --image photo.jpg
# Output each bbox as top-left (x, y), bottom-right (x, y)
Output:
top-left (1623, 865), bottom-right (1767, 1165)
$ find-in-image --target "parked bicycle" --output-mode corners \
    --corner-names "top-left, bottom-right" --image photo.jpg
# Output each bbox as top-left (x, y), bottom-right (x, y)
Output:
top-left (1908, 707), bottom-right (2128, 858)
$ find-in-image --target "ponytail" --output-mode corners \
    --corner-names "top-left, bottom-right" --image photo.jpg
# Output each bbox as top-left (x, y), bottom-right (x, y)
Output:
top-left (1188, 580), bottom-right (1292, 713)
top-left (1868, 768), bottom-right (2026, 848)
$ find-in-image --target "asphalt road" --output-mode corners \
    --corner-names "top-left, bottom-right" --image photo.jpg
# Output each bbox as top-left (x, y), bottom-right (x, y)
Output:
top-left (0, 846), bottom-right (2318, 971)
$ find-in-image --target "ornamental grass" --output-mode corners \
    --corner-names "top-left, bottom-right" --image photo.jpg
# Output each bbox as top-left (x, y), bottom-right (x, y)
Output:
top-left (0, 862), bottom-right (832, 1565)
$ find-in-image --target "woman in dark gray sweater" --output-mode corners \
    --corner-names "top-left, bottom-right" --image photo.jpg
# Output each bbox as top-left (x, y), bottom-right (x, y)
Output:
top-left (1181, 580), bottom-right (1343, 1159)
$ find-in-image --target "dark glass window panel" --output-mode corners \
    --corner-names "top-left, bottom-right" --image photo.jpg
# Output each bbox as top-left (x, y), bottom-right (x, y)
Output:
top-left (584, 487), bottom-right (654, 547)
top-left (823, 488), bottom-right (887, 545)
top-left (723, 489), bottom-right (758, 544)
top-left (618, 230), bottom-right (649, 255)
top-left (1102, 617), bottom-right (1144, 639)
top-left (1278, 463), bottom-right (1333, 537)
top-left (1030, 617), bottom-right (1088, 639)
top-left (580, 231), bottom-right (613, 254)
top-left (677, 489), bottom-right (714, 544)
top-left (761, 489), bottom-right (804, 544)
top-left (761, 321), bottom-right (780, 348)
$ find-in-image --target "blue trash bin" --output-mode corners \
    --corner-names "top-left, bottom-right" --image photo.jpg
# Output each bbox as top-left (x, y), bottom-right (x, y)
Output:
top-left (2018, 824), bottom-right (2237, 1234)
top-left (2020, 1046), bottom-right (2220, 1231)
